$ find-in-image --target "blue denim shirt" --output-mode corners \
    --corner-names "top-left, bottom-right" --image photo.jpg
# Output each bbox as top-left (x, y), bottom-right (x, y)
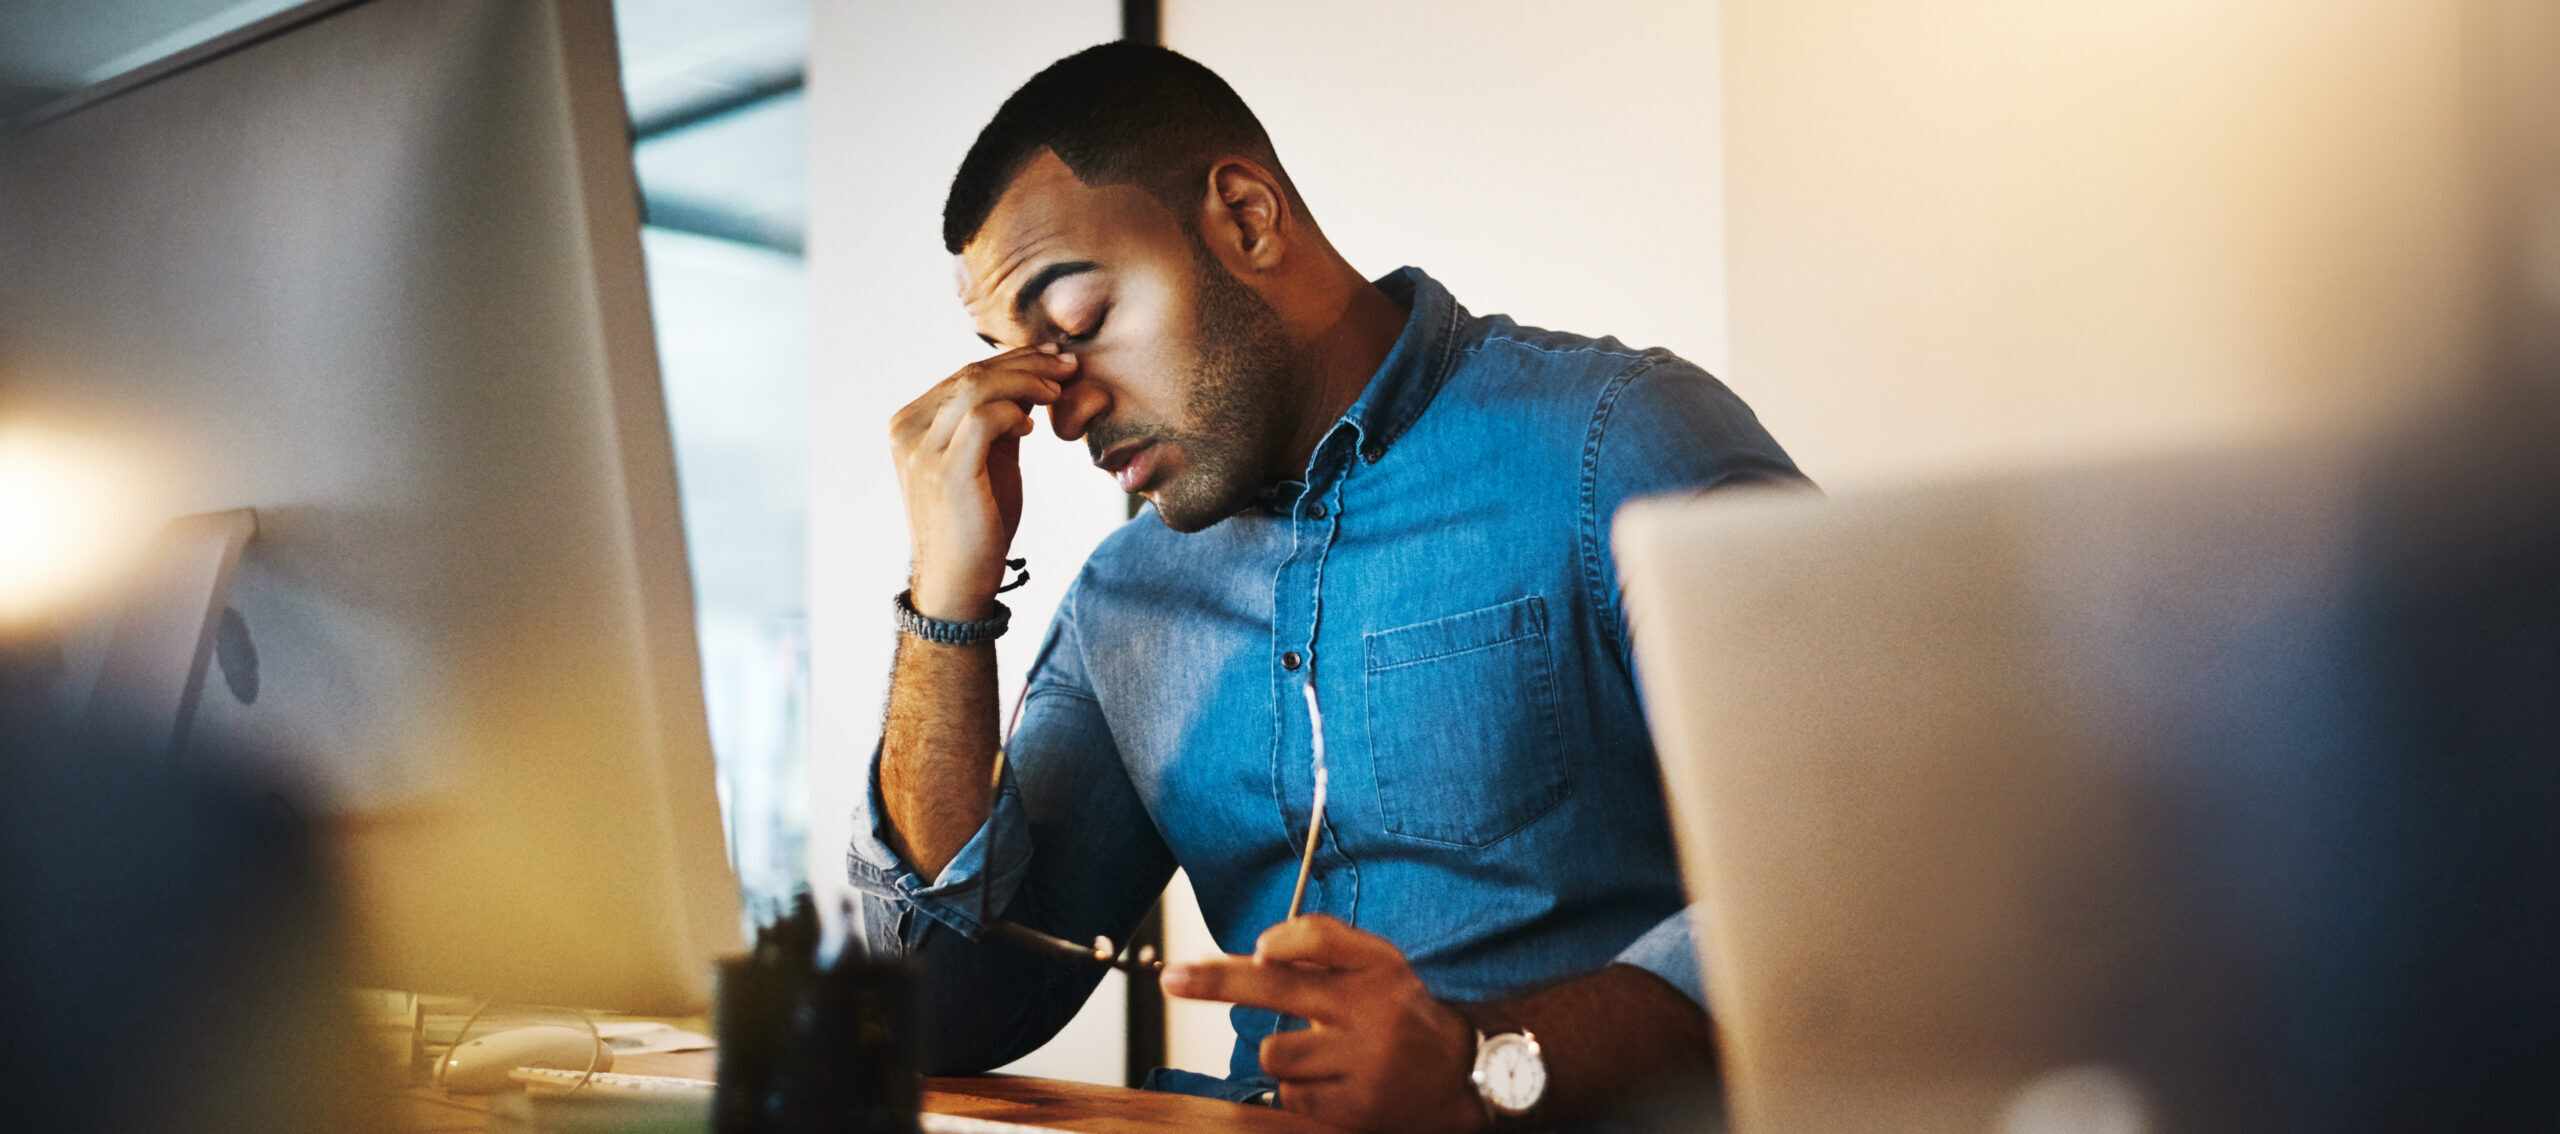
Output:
top-left (850, 267), bottom-right (1803, 1093)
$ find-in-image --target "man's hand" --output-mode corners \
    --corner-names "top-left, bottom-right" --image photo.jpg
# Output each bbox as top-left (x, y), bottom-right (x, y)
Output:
top-left (1162, 915), bottom-right (1484, 1134)
top-left (888, 344), bottom-right (1078, 621)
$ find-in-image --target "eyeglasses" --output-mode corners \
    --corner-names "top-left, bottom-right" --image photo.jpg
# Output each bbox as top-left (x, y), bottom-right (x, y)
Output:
top-left (980, 676), bottom-right (1173, 976)
top-left (981, 676), bottom-right (1333, 977)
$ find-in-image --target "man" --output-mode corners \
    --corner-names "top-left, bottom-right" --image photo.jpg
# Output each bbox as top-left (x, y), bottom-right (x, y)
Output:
top-left (851, 42), bottom-right (1804, 1132)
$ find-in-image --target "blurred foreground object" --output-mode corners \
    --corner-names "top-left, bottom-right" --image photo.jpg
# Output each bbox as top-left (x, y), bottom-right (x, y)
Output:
top-left (1619, 400), bottom-right (2560, 1133)
top-left (714, 895), bottom-right (920, 1134)
top-left (0, 734), bottom-right (377, 1133)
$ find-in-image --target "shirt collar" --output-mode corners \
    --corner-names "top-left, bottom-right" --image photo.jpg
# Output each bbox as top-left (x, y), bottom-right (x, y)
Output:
top-left (1329, 266), bottom-right (1465, 467)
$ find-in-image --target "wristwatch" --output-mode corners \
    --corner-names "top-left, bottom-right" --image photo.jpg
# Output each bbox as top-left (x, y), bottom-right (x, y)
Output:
top-left (1461, 1004), bottom-right (1547, 1124)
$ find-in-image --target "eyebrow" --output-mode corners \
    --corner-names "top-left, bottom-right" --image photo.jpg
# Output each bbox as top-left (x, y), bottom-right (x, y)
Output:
top-left (1013, 260), bottom-right (1100, 322)
top-left (978, 260), bottom-right (1102, 349)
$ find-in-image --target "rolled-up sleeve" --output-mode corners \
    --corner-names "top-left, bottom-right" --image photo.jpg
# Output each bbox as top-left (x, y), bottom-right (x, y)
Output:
top-left (846, 740), bottom-right (1032, 944)
top-left (845, 581), bottom-right (1176, 1072)
top-left (1612, 903), bottom-right (1709, 1009)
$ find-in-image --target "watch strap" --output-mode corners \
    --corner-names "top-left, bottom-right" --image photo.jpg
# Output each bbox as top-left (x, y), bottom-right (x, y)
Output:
top-left (895, 589), bottom-right (1010, 645)
top-left (1455, 1000), bottom-right (1525, 1038)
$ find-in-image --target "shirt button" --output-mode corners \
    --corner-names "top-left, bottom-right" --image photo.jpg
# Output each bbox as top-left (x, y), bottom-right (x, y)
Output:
top-left (1281, 651), bottom-right (1303, 671)
top-left (1307, 502), bottom-right (1328, 521)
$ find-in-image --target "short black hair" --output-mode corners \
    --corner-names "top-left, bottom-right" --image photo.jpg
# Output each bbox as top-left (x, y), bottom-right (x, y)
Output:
top-left (942, 42), bottom-right (1285, 255)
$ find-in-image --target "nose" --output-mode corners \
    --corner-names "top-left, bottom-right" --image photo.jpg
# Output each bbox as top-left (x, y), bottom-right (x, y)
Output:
top-left (1048, 370), bottom-right (1111, 442)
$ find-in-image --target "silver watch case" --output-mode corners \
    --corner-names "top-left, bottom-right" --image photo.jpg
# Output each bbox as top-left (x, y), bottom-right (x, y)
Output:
top-left (1470, 1028), bottom-right (1547, 1118)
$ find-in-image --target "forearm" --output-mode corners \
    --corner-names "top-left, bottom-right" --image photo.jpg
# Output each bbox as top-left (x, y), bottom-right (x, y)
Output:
top-left (879, 630), bottom-right (1001, 879)
top-left (881, 342), bottom-right (1077, 878)
top-left (1485, 963), bottom-right (1717, 1126)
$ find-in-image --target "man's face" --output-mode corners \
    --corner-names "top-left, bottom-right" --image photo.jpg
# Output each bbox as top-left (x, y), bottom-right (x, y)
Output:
top-left (957, 151), bottom-right (1293, 532)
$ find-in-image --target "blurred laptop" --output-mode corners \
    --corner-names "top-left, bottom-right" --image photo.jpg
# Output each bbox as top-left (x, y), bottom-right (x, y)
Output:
top-left (1615, 424), bottom-right (2560, 1134)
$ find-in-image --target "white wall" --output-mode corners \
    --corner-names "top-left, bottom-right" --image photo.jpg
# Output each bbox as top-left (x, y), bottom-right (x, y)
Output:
top-left (1724, 0), bottom-right (2486, 490)
top-left (1165, 0), bottom-right (1729, 374)
top-left (806, 0), bottom-right (1129, 1085)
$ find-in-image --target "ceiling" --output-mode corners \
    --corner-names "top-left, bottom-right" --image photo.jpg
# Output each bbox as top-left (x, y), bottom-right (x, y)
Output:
top-left (0, 0), bottom-right (808, 254)
top-left (0, 0), bottom-right (303, 110)
top-left (618, 0), bottom-right (807, 254)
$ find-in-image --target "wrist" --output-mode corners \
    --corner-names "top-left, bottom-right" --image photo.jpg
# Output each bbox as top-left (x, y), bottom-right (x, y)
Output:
top-left (1452, 1001), bottom-right (1545, 1129)
top-left (908, 572), bottom-right (996, 623)
top-left (1431, 1002), bottom-right (1493, 1134)
top-left (895, 589), bottom-right (1009, 646)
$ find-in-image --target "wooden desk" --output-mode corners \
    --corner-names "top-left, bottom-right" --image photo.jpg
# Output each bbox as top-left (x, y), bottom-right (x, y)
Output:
top-left (917, 1075), bottom-right (1332, 1133)
top-left (393, 1050), bottom-right (1336, 1133)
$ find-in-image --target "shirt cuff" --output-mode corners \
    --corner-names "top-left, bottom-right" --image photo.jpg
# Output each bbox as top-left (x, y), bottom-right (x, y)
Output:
top-left (844, 743), bottom-right (1032, 946)
top-left (1612, 904), bottom-right (1709, 1010)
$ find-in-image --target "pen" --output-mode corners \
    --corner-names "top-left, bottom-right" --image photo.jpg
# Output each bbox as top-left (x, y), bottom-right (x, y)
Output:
top-left (1285, 681), bottom-right (1328, 922)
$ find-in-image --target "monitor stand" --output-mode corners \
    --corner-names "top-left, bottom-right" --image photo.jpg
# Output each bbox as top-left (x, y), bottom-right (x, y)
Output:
top-left (81, 508), bottom-right (257, 759)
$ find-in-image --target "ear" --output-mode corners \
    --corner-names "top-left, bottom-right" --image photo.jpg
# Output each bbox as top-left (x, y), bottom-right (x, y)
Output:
top-left (1197, 158), bottom-right (1291, 274)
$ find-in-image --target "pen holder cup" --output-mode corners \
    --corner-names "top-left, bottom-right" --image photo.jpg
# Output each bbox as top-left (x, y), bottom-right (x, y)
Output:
top-left (714, 950), bottom-right (921, 1134)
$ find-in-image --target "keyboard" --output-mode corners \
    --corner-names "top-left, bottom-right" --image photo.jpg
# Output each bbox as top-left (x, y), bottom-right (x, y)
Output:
top-left (502, 1068), bottom-right (1070, 1132)
top-left (507, 1067), bottom-right (713, 1097)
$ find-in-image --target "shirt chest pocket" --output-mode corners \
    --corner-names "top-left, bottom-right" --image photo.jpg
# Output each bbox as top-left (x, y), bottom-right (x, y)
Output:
top-left (1363, 595), bottom-right (1571, 848)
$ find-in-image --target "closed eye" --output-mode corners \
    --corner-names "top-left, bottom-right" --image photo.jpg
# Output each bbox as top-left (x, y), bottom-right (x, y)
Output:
top-left (1061, 308), bottom-right (1109, 345)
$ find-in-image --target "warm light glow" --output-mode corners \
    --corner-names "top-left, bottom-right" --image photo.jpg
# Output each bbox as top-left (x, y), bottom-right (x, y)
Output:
top-left (0, 424), bottom-right (153, 625)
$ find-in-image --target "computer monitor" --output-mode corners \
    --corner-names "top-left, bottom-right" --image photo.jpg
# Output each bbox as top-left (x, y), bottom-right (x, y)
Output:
top-left (1616, 426), bottom-right (2560, 1130)
top-left (0, 0), bottom-right (741, 1014)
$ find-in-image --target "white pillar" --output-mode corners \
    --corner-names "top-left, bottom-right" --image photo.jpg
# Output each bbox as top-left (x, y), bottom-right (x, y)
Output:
top-left (807, 0), bottom-right (1129, 1085)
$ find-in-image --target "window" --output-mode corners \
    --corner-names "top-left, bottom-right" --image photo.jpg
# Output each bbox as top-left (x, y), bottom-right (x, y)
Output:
top-left (616, 0), bottom-right (811, 918)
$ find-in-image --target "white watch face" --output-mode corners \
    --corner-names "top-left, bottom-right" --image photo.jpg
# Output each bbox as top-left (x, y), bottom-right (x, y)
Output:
top-left (1475, 1032), bottom-right (1546, 1115)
